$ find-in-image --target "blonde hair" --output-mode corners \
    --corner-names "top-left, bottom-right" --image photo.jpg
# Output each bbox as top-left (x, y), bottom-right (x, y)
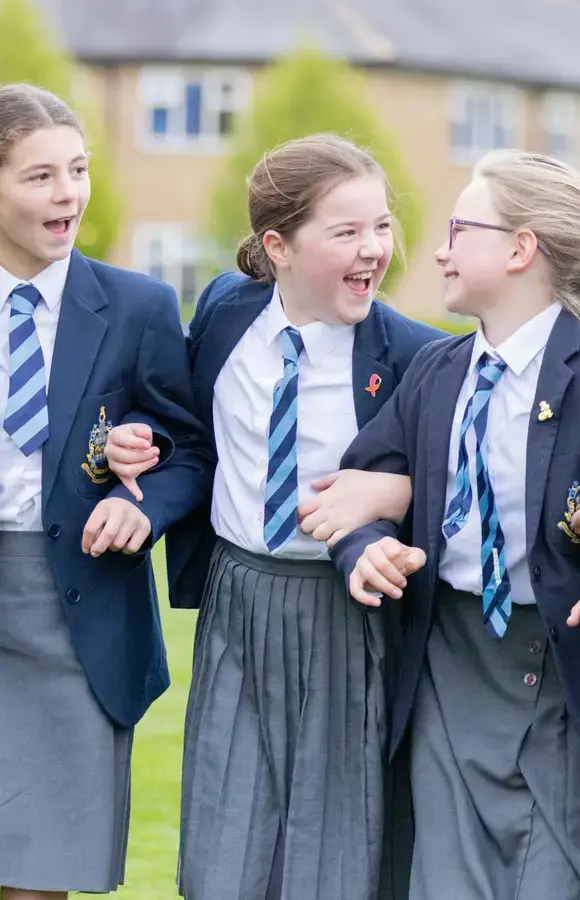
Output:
top-left (237, 133), bottom-right (404, 282)
top-left (474, 149), bottom-right (580, 319)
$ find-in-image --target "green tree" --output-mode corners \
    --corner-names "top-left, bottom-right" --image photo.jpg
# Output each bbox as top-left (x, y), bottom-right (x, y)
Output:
top-left (0, 0), bottom-right (120, 260)
top-left (205, 45), bottom-right (422, 293)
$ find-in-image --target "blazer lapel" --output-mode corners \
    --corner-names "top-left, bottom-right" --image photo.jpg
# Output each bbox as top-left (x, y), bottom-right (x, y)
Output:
top-left (525, 309), bottom-right (580, 552)
top-left (425, 337), bottom-right (474, 567)
top-left (352, 301), bottom-right (394, 429)
top-left (193, 279), bottom-right (272, 430)
top-left (42, 251), bottom-right (109, 508)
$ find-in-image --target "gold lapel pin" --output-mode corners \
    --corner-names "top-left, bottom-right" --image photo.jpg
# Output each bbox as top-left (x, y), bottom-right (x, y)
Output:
top-left (538, 401), bottom-right (553, 422)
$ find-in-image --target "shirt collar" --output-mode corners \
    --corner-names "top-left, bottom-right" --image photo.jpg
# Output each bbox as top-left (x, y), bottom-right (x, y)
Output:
top-left (469, 302), bottom-right (562, 376)
top-left (265, 283), bottom-right (354, 363)
top-left (0, 255), bottom-right (71, 314)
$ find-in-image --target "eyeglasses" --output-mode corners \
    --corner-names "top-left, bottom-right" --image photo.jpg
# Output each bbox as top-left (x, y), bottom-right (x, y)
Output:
top-left (448, 217), bottom-right (550, 256)
top-left (448, 218), bottom-right (511, 250)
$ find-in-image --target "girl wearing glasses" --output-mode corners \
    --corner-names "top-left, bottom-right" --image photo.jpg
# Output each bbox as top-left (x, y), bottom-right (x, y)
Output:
top-left (315, 148), bottom-right (580, 899)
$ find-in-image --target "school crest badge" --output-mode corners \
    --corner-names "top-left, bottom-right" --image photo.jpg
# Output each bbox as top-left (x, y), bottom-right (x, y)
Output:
top-left (81, 405), bottom-right (113, 484)
top-left (557, 480), bottom-right (580, 544)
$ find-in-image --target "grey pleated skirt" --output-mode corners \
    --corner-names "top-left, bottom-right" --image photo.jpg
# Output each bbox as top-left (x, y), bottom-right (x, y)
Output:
top-left (0, 531), bottom-right (132, 894)
top-left (410, 581), bottom-right (580, 900)
top-left (179, 538), bottom-right (407, 900)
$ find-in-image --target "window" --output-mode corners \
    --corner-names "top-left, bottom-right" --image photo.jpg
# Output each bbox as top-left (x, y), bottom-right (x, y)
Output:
top-left (449, 82), bottom-right (522, 163)
top-left (133, 224), bottom-right (227, 309)
top-left (541, 92), bottom-right (578, 164)
top-left (139, 67), bottom-right (250, 150)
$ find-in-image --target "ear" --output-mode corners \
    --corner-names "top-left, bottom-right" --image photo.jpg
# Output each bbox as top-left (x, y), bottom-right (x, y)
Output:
top-left (263, 230), bottom-right (290, 270)
top-left (507, 229), bottom-right (538, 274)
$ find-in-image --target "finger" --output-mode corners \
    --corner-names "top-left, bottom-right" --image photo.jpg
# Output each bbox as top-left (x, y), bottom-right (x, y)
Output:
top-left (108, 519), bottom-right (138, 552)
top-left (82, 506), bottom-right (108, 553)
top-left (312, 522), bottom-right (334, 543)
top-left (90, 514), bottom-right (124, 557)
top-left (403, 547), bottom-right (427, 575)
top-left (122, 521), bottom-right (152, 554)
top-left (299, 509), bottom-right (326, 535)
top-left (120, 476), bottom-right (144, 503)
top-left (349, 570), bottom-right (383, 607)
top-left (571, 511), bottom-right (580, 534)
top-left (113, 458), bottom-right (159, 481)
top-left (108, 446), bottom-right (159, 465)
top-left (326, 528), bottom-right (347, 548)
top-left (297, 496), bottom-right (323, 521)
top-left (130, 424), bottom-right (154, 443)
top-left (357, 557), bottom-right (404, 599)
top-left (110, 429), bottom-right (153, 451)
top-left (366, 546), bottom-right (407, 589)
top-left (567, 600), bottom-right (580, 627)
top-left (310, 471), bottom-right (340, 491)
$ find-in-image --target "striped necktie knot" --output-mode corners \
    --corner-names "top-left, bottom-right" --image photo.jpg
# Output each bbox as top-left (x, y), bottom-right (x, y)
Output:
top-left (281, 326), bottom-right (303, 364)
top-left (3, 283), bottom-right (49, 457)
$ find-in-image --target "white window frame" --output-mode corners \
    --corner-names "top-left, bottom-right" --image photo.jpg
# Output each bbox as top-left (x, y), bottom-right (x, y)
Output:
top-left (541, 92), bottom-right (578, 164)
top-left (132, 223), bottom-right (228, 308)
top-left (137, 66), bottom-right (251, 154)
top-left (449, 81), bottom-right (523, 165)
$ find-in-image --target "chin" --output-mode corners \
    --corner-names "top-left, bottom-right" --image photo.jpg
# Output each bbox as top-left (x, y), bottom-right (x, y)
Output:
top-left (444, 292), bottom-right (472, 317)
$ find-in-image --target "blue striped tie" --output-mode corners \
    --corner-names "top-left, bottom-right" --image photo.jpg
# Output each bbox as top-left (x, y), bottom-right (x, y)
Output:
top-left (3, 284), bottom-right (49, 457)
top-left (264, 326), bottom-right (304, 553)
top-left (442, 353), bottom-right (511, 638)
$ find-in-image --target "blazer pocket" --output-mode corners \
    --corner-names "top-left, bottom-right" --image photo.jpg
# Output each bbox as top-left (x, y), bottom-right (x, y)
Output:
top-left (70, 388), bottom-right (127, 498)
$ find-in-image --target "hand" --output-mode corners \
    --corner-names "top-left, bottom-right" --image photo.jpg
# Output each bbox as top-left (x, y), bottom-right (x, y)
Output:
top-left (349, 536), bottom-right (426, 608)
top-left (298, 470), bottom-right (412, 547)
top-left (105, 424), bottom-right (160, 502)
top-left (568, 599), bottom-right (580, 627)
top-left (571, 510), bottom-right (580, 534)
top-left (82, 498), bottom-right (152, 558)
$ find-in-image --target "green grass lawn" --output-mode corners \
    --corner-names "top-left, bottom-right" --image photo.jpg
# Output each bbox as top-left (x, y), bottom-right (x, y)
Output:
top-left (80, 544), bottom-right (197, 899)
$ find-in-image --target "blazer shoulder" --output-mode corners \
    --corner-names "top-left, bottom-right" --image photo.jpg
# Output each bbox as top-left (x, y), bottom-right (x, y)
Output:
top-left (84, 257), bottom-right (177, 308)
top-left (410, 332), bottom-right (473, 377)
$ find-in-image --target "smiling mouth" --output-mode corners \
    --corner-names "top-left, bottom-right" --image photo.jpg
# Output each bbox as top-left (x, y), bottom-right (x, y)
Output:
top-left (344, 270), bottom-right (376, 294)
top-left (44, 217), bottom-right (74, 236)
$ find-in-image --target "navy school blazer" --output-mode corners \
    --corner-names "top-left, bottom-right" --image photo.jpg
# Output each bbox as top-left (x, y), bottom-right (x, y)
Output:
top-left (331, 309), bottom-right (580, 755)
top-left (40, 250), bottom-right (210, 727)
top-left (164, 271), bottom-right (446, 610)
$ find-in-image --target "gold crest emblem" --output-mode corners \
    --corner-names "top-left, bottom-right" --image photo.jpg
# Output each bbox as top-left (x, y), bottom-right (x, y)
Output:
top-left (557, 480), bottom-right (580, 544)
top-left (81, 405), bottom-right (113, 484)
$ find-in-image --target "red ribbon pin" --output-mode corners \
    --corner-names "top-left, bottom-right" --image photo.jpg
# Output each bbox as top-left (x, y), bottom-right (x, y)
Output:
top-left (365, 374), bottom-right (382, 398)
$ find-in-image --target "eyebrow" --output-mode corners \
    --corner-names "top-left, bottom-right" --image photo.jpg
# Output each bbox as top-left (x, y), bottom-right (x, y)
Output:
top-left (325, 213), bottom-right (392, 231)
top-left (21, 155), bottom-right (88, 173)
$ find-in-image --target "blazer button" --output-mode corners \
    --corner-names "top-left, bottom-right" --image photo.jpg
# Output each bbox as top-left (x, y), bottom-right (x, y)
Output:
top-left (529, 640), bottom-right (542, 655)
top-left (47, 523), bottom-right (61, 539)
top-left (524, 673), bottom-right (538, 687)
top-left (532, 565), bottom-right (541, 582)
top-left (549, 625), bottom-right (559, 644)
top-left (67, 588), bottom-right (81, 604)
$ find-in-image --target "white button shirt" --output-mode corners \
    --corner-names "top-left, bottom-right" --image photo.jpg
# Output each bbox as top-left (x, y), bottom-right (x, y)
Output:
top-left (211, 284), bottom-right (359, 558)
top-left (439, 302), bottom-right (562, 604)
top-left (0, 256), bottom-right (71, 531)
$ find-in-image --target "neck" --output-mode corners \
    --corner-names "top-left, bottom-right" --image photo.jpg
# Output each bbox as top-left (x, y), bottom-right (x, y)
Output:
top-left (480, 289), bottom-right (554, 347)
top-left (276, 277), bottom-right (318, 326)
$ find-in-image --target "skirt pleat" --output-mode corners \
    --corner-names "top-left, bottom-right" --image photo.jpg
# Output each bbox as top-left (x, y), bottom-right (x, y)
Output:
top-left (179, 539), bottom-right (403, 900)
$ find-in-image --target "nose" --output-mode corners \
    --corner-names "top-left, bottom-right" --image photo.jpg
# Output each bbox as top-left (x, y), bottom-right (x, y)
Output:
top-left (435, 241), bottom-right (450, 267)
top-left (359, 232), bottom-right (384, 260)
top-left (51, 173), bottom-right (78, 205)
